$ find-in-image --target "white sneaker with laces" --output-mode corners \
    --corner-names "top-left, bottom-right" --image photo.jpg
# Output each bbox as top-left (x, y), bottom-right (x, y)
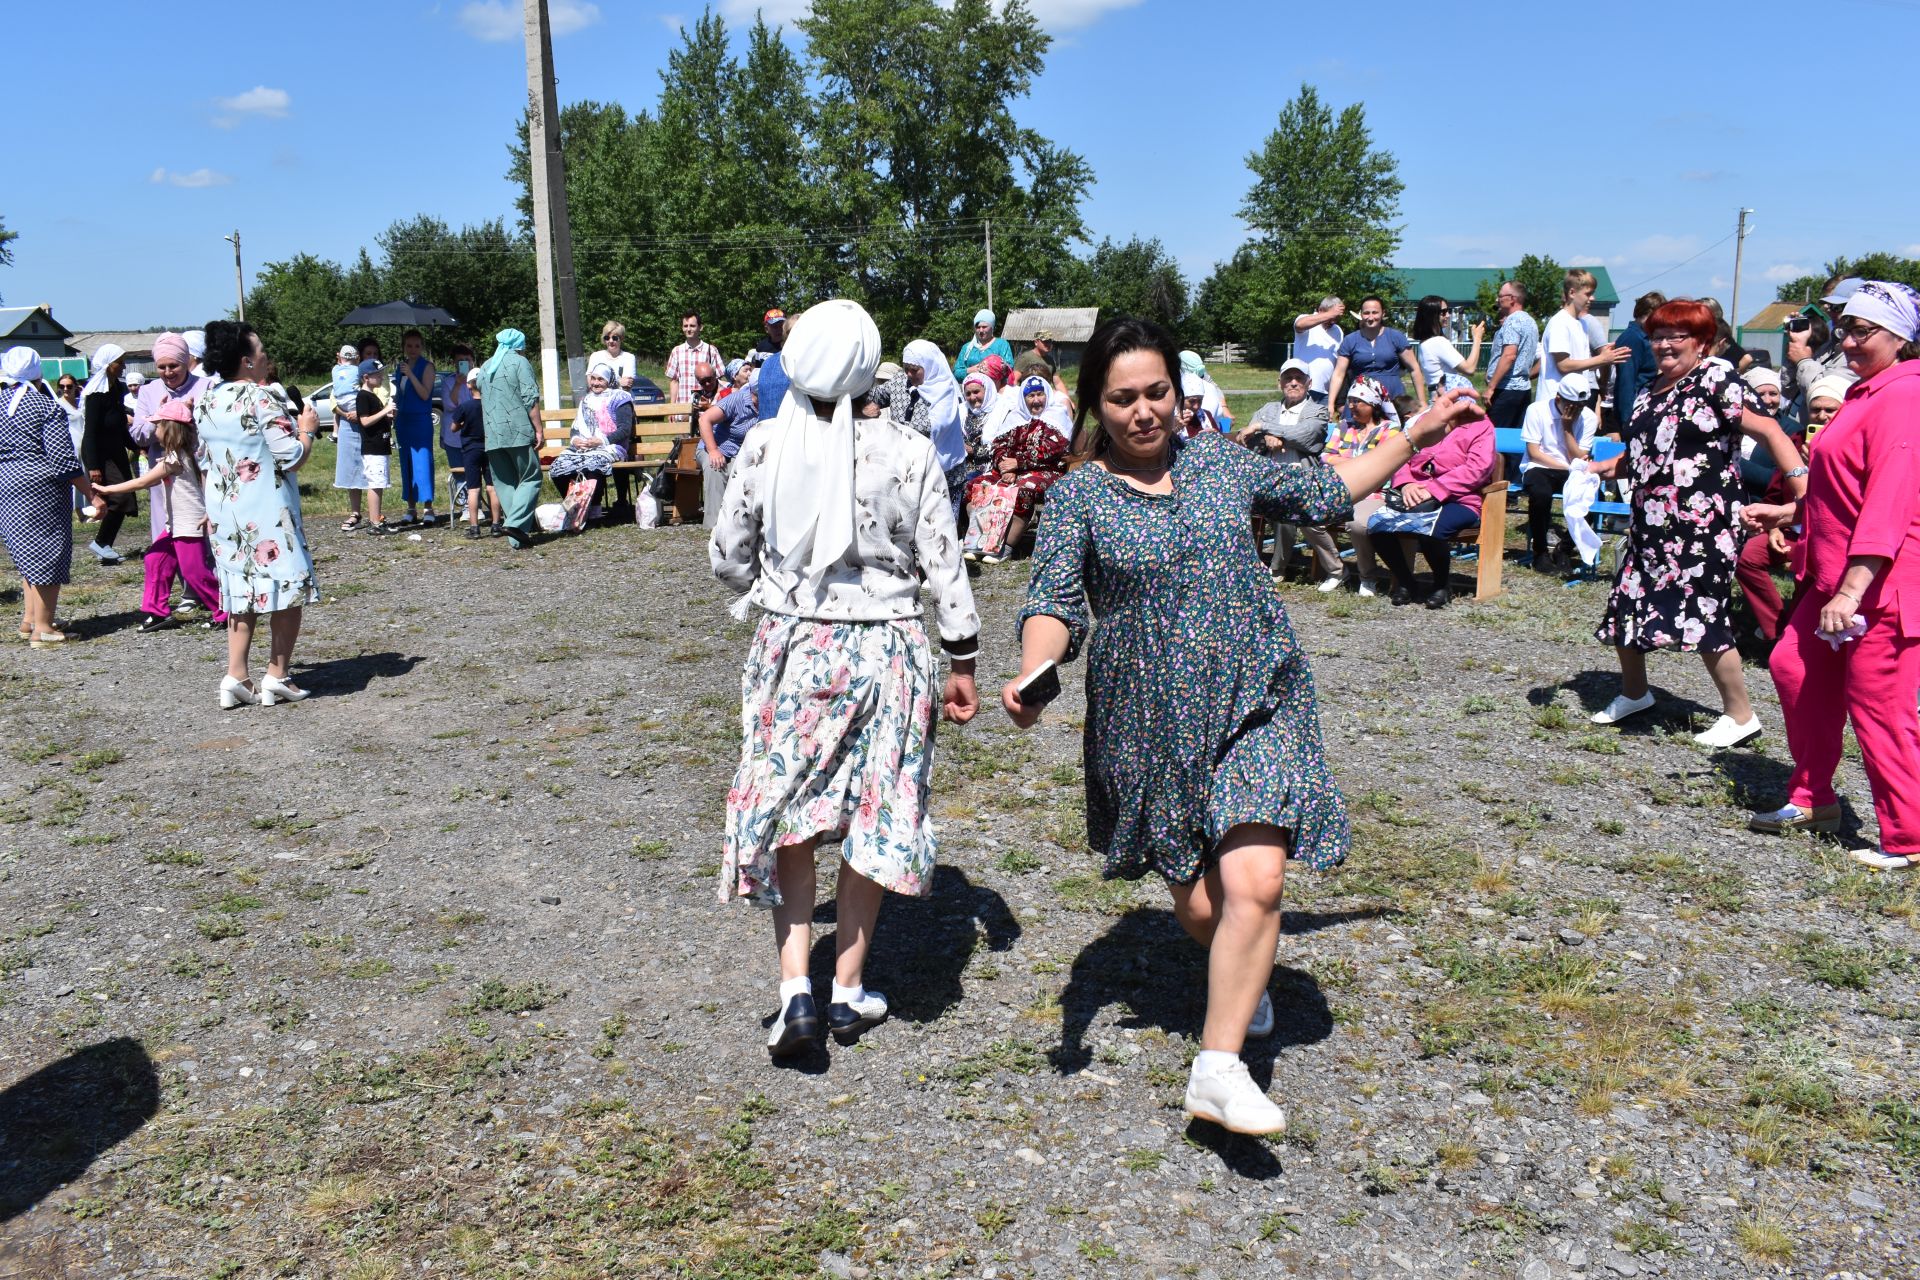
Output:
top-left (1247, 992), bottom-right (1274, 1039)
top-left (1184, 1058), bottom-right (1287, 1136)
top-left (1694, 714), bottom-right (1761, 749)
top-left (1316, 576), bottom-right (1343, 594)
top-left (1591, 691), bottom-right (1655, 725)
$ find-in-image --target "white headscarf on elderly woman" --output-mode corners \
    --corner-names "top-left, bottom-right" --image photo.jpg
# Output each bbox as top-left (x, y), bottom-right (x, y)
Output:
top-left (901, 339), bottom-right (968, 473)
top-left (82, 344), bottom-right (126, 398)
top-left (3, 347), bottom-right (45, 417)
top-left (982, 368), bottom-right (1072, 447)
top-left (760, 299), bottom-right (883, 592)
top-left (1841, 280), bottom-right (1920, 343)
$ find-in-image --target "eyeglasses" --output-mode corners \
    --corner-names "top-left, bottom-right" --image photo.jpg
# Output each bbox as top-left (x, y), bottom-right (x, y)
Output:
top-left (1837, 319), bottom-right (1884, 341)
top-left (1648, 333), bottom-right (1696, 347)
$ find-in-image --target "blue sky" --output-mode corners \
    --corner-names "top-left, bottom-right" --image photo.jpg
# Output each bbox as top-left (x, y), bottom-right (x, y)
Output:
top-left (9, 0), bottom-right (1917, 334)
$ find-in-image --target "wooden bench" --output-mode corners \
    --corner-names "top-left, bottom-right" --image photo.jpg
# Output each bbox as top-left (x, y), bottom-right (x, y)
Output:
top-left (1445, 449), bottom-right (1509, 601)
top-left (538, 403), bottom-right (701, 524)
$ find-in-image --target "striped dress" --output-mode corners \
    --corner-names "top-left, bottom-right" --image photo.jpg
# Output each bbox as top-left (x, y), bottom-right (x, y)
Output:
top-left (0, 380), bottom-right (85, 585)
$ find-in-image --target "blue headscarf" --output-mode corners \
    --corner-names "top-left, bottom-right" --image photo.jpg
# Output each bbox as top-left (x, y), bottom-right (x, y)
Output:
top-left (481, 328), bottom-right (527, 377)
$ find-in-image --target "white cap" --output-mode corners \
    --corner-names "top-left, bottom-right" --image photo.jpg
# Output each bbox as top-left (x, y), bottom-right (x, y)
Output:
top-left (1278, 358), bottom-right (1311, 381)
top-left (1821, 277), bottom-right (1864, 306)
top-left (1555, 372), bottom-right (1592, 402)
top-left (339, 344), bottom-right (358, 360)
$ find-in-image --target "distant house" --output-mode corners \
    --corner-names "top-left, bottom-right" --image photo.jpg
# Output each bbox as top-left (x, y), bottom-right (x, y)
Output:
top-left (1393, 267), bottom-right (1623, 338)
top-left (1001, 307), bottom-right (1100, 370)
top-left (1740, 301), bottom-right (1825, 368)
top-left (68, 331), bottom-right (164, 371)
top-left (0, 305), bottom-right (74, 360)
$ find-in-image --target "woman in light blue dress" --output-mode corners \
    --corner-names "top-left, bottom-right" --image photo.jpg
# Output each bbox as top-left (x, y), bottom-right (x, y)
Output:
top-left (193, 321), bottom-right (321, 709)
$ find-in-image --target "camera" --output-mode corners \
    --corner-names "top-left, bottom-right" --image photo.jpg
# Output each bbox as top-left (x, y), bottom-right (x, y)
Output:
top-left (1784, 316), bottom-right (1812, 335)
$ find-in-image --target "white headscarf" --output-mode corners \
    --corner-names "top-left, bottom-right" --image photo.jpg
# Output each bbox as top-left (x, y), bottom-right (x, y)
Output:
top-left (761, 299), bottom-right (883, 590)
top-left (1842, 281), bottom-right (1920, 342)
top-left (1, 346), bottom-right (42, 384)
top-left (902, 339), bottom-right (968, 472)
top-left (982, 371), bottom-right (1073, 447)
top-left (82, 344), bottom-right (126, 397)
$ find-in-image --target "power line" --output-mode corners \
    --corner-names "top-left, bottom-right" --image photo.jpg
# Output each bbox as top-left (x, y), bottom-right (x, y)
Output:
top-left (1618, 230), bottom-right (1739, 295)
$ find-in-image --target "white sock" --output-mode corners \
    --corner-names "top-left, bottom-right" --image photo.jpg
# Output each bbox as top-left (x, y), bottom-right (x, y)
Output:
top-left (779, 976), bottom-right (811, 1004)
top-left (831, 980), bottom-right (865, 1006)
top-left (1193, 1049), bottom-right (1239, 1076)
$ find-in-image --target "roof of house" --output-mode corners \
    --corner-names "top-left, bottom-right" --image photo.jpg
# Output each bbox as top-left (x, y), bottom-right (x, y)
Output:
top-left (1002, 307), bottom-right (1101, 343)
top-left (1393, 266), bottom-right (1620, 307)
top-left (1742, 301), bottom-right (1821, 332)
top-left (67, 331), bottom-right (165, 361)
top-left (0, 305), bottom-right (73, 340)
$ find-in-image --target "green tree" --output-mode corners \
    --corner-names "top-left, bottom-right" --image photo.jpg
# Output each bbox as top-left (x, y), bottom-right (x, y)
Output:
top-left (1202, 85), bottom-right (1402, 349)
top-left (1473, 253), bottom-right (1565, 326)
top-left (0, 214), bottom-right (15, 302)
top-left (1083, 236), bottom-right (1188, 331)
top-left (1773, 252), bottom-right (1920, 306)
top-left (377, 215), bottom-right (537, 354)
top-left (245, 253), bottom-right (366, 374)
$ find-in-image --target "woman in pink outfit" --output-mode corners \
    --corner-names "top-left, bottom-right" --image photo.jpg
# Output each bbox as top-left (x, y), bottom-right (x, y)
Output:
top-left (1743, 281), bottom-right (1920, 869)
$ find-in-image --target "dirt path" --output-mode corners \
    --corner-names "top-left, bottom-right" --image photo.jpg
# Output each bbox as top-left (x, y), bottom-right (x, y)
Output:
top-left (0, 521), bottom-right (1913, 1278)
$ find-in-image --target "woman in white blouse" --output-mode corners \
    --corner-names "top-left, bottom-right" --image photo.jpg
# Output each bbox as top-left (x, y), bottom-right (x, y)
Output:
top-left (1411, 295), bottom-right (1483, 395)
top-left (710, 299), bottom-right (981, 1061)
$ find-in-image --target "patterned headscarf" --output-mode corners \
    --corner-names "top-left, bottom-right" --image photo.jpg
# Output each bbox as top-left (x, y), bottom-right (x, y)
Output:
top-left (978, 354), bottom-right (1011, 388)
top-left (1842, 281), bottom-right (1920, 342)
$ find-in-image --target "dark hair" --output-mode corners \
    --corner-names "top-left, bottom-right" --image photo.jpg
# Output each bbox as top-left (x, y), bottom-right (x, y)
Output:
top-left (1714, 319), bottom-right (1736, 351)
top-left (401, 328), bottom-right (423, 345)
top-left (1643, 300), bottom-right (1714, 346)
top-left (358, 336), bottom-right (381, 357)
top-left (451, 342), bottom-right (475, 358)
top-left (1071, 316), bottom-right (1181, 457)
top-left (202, 320), bottom-right (259, 380)
top-left (681, 310), bottom-right (700, 324)
top-left (1410, 295), bottom-right (1448, 342)
top-left (1807, 313), bottom-right (1830, 348)
top-left (1633, 291), bottom-right (1667, 321)
top-left (1359, 295), bottom-right (1386, 312)
top-left (1501, 279), bottom-right (1527, 306)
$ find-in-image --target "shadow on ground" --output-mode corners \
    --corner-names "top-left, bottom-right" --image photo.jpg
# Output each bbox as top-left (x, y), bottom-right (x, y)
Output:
top-left (0, 1036), bottom-right (160, 1220)
top-left (299, 650), bottom-right (425, 695)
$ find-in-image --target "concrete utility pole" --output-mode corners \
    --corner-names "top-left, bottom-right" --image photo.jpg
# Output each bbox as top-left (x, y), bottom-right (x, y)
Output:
top-left (1730, 207), bottom-right (1754, 341)
top-left (223, 229), bottom-right (244, 321)
top-left (522, 0), bottom-right (585, 406)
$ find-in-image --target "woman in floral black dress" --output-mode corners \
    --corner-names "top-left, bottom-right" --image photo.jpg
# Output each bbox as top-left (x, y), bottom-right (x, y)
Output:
top-left (1001, 317), bottom-right (1481, 1137)
top-left (1590, 299), bottom-right (1804, 747)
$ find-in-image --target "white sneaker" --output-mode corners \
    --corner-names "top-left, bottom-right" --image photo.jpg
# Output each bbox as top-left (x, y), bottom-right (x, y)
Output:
top-left (1316, 576), bottom-right (1343, 594)
top-left (88, 541), bottom-right (123, 565)
top-left (1591, 692), bottom-right (1655, 725)
top-left (1848, 847), bottom-right (1918, 870)
top-left (1357, 580), bottom-right (1377, 598)
top-left (1694, 714), bottom-right (1761, 749)
top-left (1247, 992), bottom-right (1274, 1040)
top-left (1184, 1058), bottom-right (1287, 1136)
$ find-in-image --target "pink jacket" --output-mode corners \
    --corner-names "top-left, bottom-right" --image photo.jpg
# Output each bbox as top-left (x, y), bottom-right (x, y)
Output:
top-left (1801, 359), bottom-right (1920, 634)
top-left (1390, 417), bottom-right (1495, 516)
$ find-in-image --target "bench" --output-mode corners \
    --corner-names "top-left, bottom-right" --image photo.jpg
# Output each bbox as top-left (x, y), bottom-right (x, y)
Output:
top-left (538, 403), bottom-right (701, 524)
top-left (1443, 450), bottom-right (1510, 601)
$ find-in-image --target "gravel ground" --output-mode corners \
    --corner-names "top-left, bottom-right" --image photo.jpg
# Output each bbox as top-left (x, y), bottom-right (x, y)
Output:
top-left (0, 515), bottom-right (1914, 1279)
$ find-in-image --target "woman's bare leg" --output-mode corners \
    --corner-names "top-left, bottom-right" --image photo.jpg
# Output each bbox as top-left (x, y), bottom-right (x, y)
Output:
top-left (771, 839), bottom-right (820, 982)
top-left (1196, 824), bottom-right (1289, 1054)
top-left (1702, 646), bottom-right (1754, 723)
top-left (266, 607), bottom-right (303, 682)
top-left (833, 863), bottom-right (885, 989)
top-left (227, 613), bottom-right (256, 682)
top-left (1616, 646), bottom-right (1649, 700)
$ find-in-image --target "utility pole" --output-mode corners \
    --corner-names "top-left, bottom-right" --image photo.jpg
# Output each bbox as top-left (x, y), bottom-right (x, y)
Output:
top-left (1730, 207), bottom-right (1753, 342)
top-left (523, 0), bottom-right (584, 407)
top-left (984, 220), bottom-right (994, 315)
top-left (223, 229), bottom-right (244, 321)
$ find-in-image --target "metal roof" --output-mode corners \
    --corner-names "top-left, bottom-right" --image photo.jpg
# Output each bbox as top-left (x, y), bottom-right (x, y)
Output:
top-left (1002, 307), bottom-right (1101, 343)
top-left (1741, 301), bottom-right (1821, 332)
top-left (1393, 266), bottom-right (1620, 307)
top-left (0, 305), bottom-right (73, 339)
top-left (68, 331), bottom-right (165, 360)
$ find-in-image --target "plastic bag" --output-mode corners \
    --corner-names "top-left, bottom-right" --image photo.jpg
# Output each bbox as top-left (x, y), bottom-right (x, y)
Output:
top-left (636, 491), bottom-right (661, 528)
top-left (534, 502), bottom-right (568, 533)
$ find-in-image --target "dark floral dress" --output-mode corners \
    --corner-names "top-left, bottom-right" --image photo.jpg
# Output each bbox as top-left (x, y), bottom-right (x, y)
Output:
top-left (1018, 432), bottom-right (1354, 884)
top-left (1596, 359), bottom-right (1748, 653)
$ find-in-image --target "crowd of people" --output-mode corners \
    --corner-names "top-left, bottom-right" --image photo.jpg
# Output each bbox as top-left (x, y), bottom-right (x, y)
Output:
top-left (2, 272), bottom-right (1916, 1136)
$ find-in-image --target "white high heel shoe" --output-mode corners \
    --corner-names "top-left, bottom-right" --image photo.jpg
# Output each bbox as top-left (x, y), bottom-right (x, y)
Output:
top-left (259, 673), bottom-right (309, 706)
top-left (219, 676), bottom-right (258, 709)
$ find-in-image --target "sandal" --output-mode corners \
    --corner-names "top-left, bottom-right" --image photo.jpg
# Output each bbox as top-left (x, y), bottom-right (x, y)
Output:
top-left (340, 515), bottom-right (362, 532)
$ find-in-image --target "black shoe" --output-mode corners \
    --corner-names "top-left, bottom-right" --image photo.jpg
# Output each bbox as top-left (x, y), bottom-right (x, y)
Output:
top-left (489, 523), bottom-right (507, 538)
top-left (827, 991), bottom-right (890, 1046)
top-left (137, 614), bottom-right (178, 634)
top-left (418, 512), bottom-right (440, 528)
top-left (366, 522), bottom-right (394, 536)
top-left (767, 993), bottom-right (821, 1059)
top-left (464, 523), bottom-right (483, 540)
top-left (1388, 586), bottom-right (1415, 607)
top-left (1425, 588), bottom-right (1452, 610)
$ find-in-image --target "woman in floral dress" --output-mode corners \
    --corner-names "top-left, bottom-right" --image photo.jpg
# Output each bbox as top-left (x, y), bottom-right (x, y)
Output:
top-left (711, 299), bottom-right (980, 1060)
top-left (1003, 316), bottom-right (1480, 1136)
top-left (194, 321), bottom-right (320, 709)
top-left (1589, 299), bottom-right (1804, 748)
top-left (963, 376), bottom-right (1072, 564)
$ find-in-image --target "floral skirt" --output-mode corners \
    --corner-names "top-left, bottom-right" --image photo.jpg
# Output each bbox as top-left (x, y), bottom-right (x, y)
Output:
top-left (720, 613), bottom-right (940, 908)
top-left (549, 445), bottom-right (621, 480)
top-left (963, 472), bottom-right (1058, 555)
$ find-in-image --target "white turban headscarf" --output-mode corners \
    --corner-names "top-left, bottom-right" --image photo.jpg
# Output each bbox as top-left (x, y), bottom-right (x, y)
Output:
top-left (82, 343), bottom-right (126, 397)
top-left (1842, 281), bottom-right (1920, 343)
top-left (1, 346), bottom-right (42, 384)
top-left (902, 338), bottom-right (967, 472)
top-left (760, 299), bottom-right (882, 592)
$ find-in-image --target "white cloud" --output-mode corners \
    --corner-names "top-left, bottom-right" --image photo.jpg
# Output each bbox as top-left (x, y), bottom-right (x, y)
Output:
top-left (1762, 263), bottom-right (1810, 282)
top-left (1568, 253), bottom-right (1608, 267)
top-left (1903, 244), bottom-right (1920, 257)
top-left (149, 167), bottom-right (232, 188)
top-left (213, 85), bottom-right (290, 127)
top-left (460, 0), bottom-right (600, 41)
top-left (659, 12), bottom-right (686, 33)
top-left (718, 0), bottom-right (1140, 31)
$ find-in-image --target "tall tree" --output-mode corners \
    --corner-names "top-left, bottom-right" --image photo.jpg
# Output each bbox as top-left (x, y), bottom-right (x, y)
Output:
top-left (1473, 253), bottom-right (1566, 326)
top-left (245, 254), bottom-right (368, 371)
top-left (377, 215), bottom-right (537, 353)
top-left (1084, 237), bottom-right (1188, 332)
top-left (1773, 251), bottom-right (1920, 306)
top-left (1201, 85), bottom-right (1402, 350)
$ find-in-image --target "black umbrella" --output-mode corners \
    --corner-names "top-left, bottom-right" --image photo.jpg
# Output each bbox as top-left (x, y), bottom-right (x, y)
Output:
top-left (338, 301), bottom-right (458, 328)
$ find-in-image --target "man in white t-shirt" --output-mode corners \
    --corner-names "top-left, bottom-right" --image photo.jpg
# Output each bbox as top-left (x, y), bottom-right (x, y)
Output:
top-left (1292, 295), bottom-right (1345, 403)
top-left (1537, 268), bottom-right (1627, 402)
top-left (1519, 372), bottom-right (1598, 568)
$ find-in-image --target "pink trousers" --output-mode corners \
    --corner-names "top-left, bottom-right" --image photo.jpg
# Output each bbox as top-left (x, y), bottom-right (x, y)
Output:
top-left (1770, 592), bottom-right (1920, 854)
top-left (141, 534), bottom-right (227, 624)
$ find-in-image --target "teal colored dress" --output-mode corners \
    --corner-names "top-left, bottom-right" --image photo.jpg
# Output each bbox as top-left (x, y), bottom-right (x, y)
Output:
top-left (1017, 433), bottom-right (1353, 884)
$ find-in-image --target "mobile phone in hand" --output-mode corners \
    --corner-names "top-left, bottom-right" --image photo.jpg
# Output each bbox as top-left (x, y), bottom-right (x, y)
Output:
top-left (1015, 661), bottom-right (1062, 709)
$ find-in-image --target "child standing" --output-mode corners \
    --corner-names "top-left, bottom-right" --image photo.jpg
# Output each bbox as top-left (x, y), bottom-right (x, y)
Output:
top-left (354, 360), bottom-right (395, 534)
top-left (330, 344), bottom-right (366, 531)
top-left (92, 399), bottom-right (227, 631)
top-left (450, 369), bottom-right (502, 538)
